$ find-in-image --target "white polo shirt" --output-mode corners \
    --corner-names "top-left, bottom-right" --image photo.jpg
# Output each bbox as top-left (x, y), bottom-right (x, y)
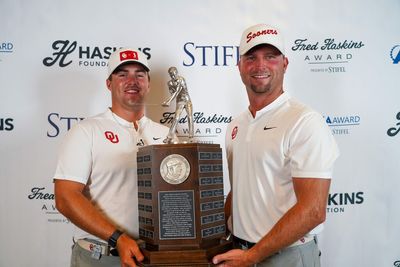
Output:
top-left (225, 92), bottom-right (339, 243)
top-left (54, 109), bottom-right (169, 241)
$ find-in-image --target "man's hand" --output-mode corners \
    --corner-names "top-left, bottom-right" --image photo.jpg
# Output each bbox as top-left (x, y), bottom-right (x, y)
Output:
top-left (116, 234), bottom-right (144, 267)
top-left (212, 249), bottom-right (253, 267)
top-left (54, 180), bottom-right (144, 266)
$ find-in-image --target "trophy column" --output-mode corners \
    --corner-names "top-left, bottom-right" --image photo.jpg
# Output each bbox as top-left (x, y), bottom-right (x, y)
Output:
top-left (137, 143), bottom-right (231, 266)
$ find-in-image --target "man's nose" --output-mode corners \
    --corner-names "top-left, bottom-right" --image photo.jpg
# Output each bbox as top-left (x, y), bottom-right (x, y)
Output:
top-left (254, 57), bottom-right (268, 69)
top-left (126, 75), bottom-right (138, 85)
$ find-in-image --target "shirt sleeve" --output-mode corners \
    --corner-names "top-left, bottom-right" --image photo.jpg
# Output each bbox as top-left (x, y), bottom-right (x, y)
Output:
top-left (53, 123), bottom-right (92, 184)
top-left (288, 112), bottom-right (339, 178)
top-left (225, 123), bottom-right (234, 187)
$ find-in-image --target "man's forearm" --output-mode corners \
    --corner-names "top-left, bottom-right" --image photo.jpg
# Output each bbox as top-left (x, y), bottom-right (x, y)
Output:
top-left (55, 181), bottom-right (117, 241)
top-left (245, 178), bottom-right (330, 264)
top-left (245, 203), bottom-right (322, 263)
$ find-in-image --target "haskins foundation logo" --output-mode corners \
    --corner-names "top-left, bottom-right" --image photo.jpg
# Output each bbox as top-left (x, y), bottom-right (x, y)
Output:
top-left (28, 186), bottom-right (70, 224)
top-left (291, 38), bottom-right (365, 73)
top-left (42, 40), bottom-right (151, 68)
top-left (327, 191), bottom-right (364, 213)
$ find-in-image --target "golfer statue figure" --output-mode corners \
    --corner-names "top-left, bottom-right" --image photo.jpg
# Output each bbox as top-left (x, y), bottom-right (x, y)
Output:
top-left (162, 67), bottom-right (194, 144)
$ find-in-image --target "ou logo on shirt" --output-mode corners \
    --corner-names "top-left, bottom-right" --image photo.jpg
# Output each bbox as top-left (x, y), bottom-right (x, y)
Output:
top-left (105, 131), bottom-right (119, 143)
top-left (231, 126), bottom-right (238, 140)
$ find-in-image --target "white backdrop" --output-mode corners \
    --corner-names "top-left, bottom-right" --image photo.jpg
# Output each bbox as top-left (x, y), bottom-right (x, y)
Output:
top-left (1, 0), bottom-right (399, 266)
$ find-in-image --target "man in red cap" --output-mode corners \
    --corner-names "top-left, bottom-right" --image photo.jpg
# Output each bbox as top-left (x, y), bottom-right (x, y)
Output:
top-left (54, 48), bottom-right (168, 267)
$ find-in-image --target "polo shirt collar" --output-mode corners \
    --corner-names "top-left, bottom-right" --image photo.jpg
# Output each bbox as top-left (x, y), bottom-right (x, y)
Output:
top-left (248, 91), bottom-right (290, 119)
top-left (107, 108), bottom-right (146, 129)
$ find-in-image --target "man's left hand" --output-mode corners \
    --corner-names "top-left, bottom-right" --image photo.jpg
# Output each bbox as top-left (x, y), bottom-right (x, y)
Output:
top-left (212, 249), bottom-right (253, 267)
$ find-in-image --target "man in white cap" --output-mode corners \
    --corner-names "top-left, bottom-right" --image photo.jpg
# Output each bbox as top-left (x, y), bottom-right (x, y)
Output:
top-left (54, 48), bottom-right (168, 267)
top-left (212, 24), bottom-right (339, 267)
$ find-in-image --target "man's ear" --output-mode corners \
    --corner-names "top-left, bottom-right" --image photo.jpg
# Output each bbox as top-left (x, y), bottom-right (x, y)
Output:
top-left (283, 57), bottom-right (289, 73)
top-left (106, 78), bottom-right (111, 91)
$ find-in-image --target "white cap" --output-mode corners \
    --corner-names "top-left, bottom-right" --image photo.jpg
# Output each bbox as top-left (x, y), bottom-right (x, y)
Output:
top-left (107, 47), bottom-right (149, 77)
top-left (239, 24), bottom-right (285, 55)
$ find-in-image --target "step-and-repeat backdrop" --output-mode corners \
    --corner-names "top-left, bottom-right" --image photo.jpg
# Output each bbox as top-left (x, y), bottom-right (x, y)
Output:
top-left (1, 0), bottom-right (399, 266)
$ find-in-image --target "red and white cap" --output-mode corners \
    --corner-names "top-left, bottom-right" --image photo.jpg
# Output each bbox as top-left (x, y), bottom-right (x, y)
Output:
top-left (107, 47), bottom-right (149, 77)
top-left (239, 24), bottom-right (285, 55)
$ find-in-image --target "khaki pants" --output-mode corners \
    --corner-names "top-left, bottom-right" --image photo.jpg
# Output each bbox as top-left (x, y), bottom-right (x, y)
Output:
top-left (70, 242), bottom-right (121, 267)
top-left (256, 238), bottom-right (321, 267)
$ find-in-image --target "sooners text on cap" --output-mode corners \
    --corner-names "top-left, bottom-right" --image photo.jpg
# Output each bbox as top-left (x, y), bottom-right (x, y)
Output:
top-left (246, 29), bottom-right (278, 43)
top-left (120, 50), bottom-right (138, 61)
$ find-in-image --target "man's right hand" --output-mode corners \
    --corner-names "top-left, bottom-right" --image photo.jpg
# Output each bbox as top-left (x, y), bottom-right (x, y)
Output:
top-left (116, 234), bottom-right (144, 267)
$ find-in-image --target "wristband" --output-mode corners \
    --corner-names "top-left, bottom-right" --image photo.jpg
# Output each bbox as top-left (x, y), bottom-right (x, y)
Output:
top-left (108, 230), bottom-right (123, 248)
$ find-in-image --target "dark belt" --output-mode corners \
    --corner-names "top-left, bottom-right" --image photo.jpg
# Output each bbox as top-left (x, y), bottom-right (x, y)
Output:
top-left (233, 235), bottom-right (256, 249)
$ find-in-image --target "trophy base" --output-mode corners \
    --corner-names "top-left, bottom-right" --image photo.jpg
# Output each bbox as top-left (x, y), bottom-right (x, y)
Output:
top-left (138, 239), bottom-right (232, 267)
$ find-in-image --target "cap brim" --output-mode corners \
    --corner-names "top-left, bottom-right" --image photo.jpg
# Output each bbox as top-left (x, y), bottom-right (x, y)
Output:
top-left (109, 60), bottom-right (150, 76)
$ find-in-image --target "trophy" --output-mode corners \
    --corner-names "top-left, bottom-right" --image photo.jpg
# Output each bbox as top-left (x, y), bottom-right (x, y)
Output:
top-left (136, 67), bottom-right (231, 266)
top-left (161, 66), bottom-right (194, 144)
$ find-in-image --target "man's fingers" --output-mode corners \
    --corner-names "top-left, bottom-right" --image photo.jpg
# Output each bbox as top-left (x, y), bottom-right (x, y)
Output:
top-left (213, 252), bottom-right (228, 265)
top-left (132, 247), bottom-right (144, 262)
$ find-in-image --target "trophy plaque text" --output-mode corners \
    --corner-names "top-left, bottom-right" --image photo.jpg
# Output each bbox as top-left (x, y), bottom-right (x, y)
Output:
top-left (137, 143), bottom-right (231, 266)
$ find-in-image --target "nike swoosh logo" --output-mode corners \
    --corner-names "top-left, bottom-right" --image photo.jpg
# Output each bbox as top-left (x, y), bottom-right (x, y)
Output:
top-left (153, 137), bottom-right (161, 140)
top-left (264, 126), bottom-right (277, 130)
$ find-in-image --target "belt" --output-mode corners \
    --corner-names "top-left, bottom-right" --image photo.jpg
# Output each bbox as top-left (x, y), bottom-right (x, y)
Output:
top-left (233, 235), bottom-right (315, 249)
top-left (233, 235), bottom-right (256, 249)
top-left (77, 238), bottom-right (119, 257)
top-left (289, 236), bottom-right (315, 247)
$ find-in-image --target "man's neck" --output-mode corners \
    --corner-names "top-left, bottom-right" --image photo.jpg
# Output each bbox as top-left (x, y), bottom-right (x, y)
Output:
top-left (248, 89), bottom-right (284, 117)
top-left (110, 107), bottom-right (144, 123)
